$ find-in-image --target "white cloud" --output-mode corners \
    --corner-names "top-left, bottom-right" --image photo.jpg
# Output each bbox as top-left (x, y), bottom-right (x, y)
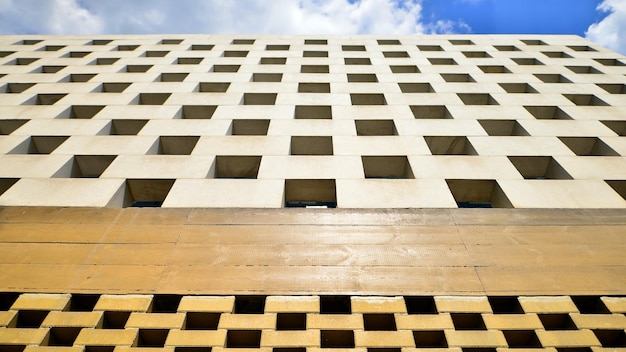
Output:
top-left (424, 19), bottom-right (471, 34)
top-left (0, 0), bottom-right (428, 35)
top-left (586, 0), bottom-right (626, 55)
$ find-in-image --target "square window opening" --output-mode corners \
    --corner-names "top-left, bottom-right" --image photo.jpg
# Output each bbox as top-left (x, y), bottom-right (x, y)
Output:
top-left (363, 314), bottom-right (397, 331)
top-left (291, 136), bottom-right (333, 155)
top-left (199, 82), bottom-right (230, 92)
top-left (350, 93), bottom-right (387, 105)
top-left (160, 72), bottom-right (188, 82)
top-left (347, 73), bottom-right (378, 82)
top-left (478, 120), bottom-right (529, 136)
top-left (252, 73), bottom-right (282, 82)
top-left (390, 65), bottom-right (420, 73)
top-left (0, 119), bottom-right (29, 135)
top-left (441, 73), bottom-right (475, 82)
top-left (137, 329), bottom-right (168, 347)
top-left (284, 179), bottom-right (337, 208)
top-left (124, 179), bottom-right (175, 208)
top-left (399, 82), bottom-right (434, 93)
top-left (69, 294), bottom-right (100, 312)
top-left (404, 296), bottom-right (438, 314)
top-left (234, 296), bottom-right (266, 314)
top-left (457, 93), bottom-right (498, 105)
top-left (102, 311), bottom-right (130, 329)
top-left (214, 156), bottom-right (261, 179)
top-left (320, 330), bottom-right (355, 348)
top-left (125, 64), bottom-right (151, 73)
top-left (101, 82), bottom-right (131, 93)
top-left (158, 136), bottom-right (199, 155)
top-left (298, 82), bottom-right (330, 93)
top-left (524, 106), bottom-right (572, 120)
top-left (53, 155), bottom-right (117, 178)
top-left (411, 105), bottom-right (453, 119)
top-left (362, 156), bottom-right (414, 179)
top-left (16, 310), bottom-right (48, 328)
top-left (295, 105), bottom-right (332, 119)
top-left (344, 57), bottom-right (371, 65)
top-left (499, 83), bottom-right (538, 93)
top-left (413, 331), bottom-right (447, 347)
top-left (109, 119), bottom-right (147, 135)
top-left (355, 120), bottom-right (397, 136)
top-left (243, 93), bottom-right (277, 105)
top-left (231, 119), bottom-right (270, 136)
top-left (559, 137), bottom-right (620, 156)
top-left (260, 57), bottom-right (287, 65)
top-left (451, 313), bottom-right (486, 330)
top-left (502, 330), bottom-right (541, 348)
top-left (538, 314), bottom-right (577, 330)
top-left (182, 105), bottom-right (217, 119)
top-left (48, 327), bottom-right (81, 346)
top-left (185, 312), bottom-right (220, 330)
top-left (152, 294), bottom-right (182, 313)
top-left (563, 94), bottom-right (608, 106)
top-left (446, 179), bottom-right (513, 208)
top-left (91, 39), bottom-right (112, 45)
top-left (320, 296), bottom-right (351, 314)
top-left (138, 93), bottom-right (171, 105)
top-left (277, 313), bottom-right (306, 330)
top-left (488, 296), bottom-right (524, 314)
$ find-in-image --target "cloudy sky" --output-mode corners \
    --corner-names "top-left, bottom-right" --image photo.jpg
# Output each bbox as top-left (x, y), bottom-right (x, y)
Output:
top-left (0, 0), bottom-right (624, 54)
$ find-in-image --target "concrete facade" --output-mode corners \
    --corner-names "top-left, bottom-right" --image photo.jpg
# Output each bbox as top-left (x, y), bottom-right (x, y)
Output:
top-left (0, 34), bottom-right (625, 350)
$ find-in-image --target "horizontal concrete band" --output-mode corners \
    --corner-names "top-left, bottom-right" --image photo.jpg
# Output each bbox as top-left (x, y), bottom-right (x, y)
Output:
top-left (0, 207), bottom-right (625, 295)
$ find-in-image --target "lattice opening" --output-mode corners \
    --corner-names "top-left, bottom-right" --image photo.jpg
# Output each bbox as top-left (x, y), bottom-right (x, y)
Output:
top-left (178, 57), bottom-right (203, 64)
top-left (362, 156), bottom-right (414, 179)
top-left (321, 330), bottom-right (355, 348)
top-left (463, 51), bottom-right (491, 58)
top-left (101, 82), bottom-right (131, 93)
top-left (521, 39), bottom-right (547, 45)
top-left (594, 329), bottom-right (626, 347)
top-left (185, 312), bottom-right (220, 330)
top-left (145, 51), bottom-right (167, 57)
top-left (351, 93), bottom-right (387, 105)
top-left (291, 136), bottom-right (333, 155)
top-left (567, 66), bottom-right (602, 74)
top-left (69, 294), bottom-right (100, 312)
top-left (231, 119), bottom-right (270, 135)
top-left (601, 121), bottom-right (626, 136)
top-left (399, 83), bottom-right (434, 93)
top-left (542, 51), bottom-right (572, 58)
top-left (355, 120), bottom-right (397, 136)
top-left (494, 45), bottom-right (520, 51)
top-left (162, 39), bottom-right (183, 44)
top-left (260, 57), bottom-right (287, 64)
top-left (479, 65), bottom-right (511, 73)
top-left (152, 294), bottom-right (182, 313)
top-left (40, 65), bottom-right (66, 73)
top-left (524, 106), bottom-right (572, 120)
top-left (182, 105), bottom-right (217, 119)
top-left (91, 39), bottom-right (112, 45)
top-left (417, 45), bottom-right (443, 51)
top-left (451, 313), bottom-right (486, 330)
top-left (158, 136), bottom-right (199, 155)
top-left (425, 136), bottom-right (477, 155)
top-left (303, 51), bottom-right (328, 57)
top-left (305, 39), bottom-right (327, 44)
top-left (160, 72), bottom-right (188, 82)
top-left (137, 329), bottom-right (169, 347)
top-left (458, 93), bottom-right (498, 105)
top-left (191, 44), bottom-right (214, 50)
top-left (605, 180), bottom-right (626, 201)
top-left (16, 310), bottom-right (48, 328)
top-left (0, 178), bottom-right (18, 197)
top-left (223, 50), bottom-right (248, 57)
top-left (199, 82), bottom-right (230, 92)
top-left (0, 119), bottom-right (29, 135)
top-left (54, 155), bottom-right (117, 178)
top-left (571, 296), bottom-right (610, 314)
top-left (390, 65), bottom-right (420, 73)
top-left (446, 179), bottom-right (513, 208)
top-left (285, 179), bottom-right (337, 208)
top-left (96, 58), bottom-right (119, 65)
top-left (563, 94), bottom-right (608, 106)
top-left (345, 58), bottom-right (372, 65)
top-left (227, 330), bottom-right (262, 348)
top-left (499, 83), bottom-right (537, 93)
top-left (301, 65), bottom-right (329, 73)
top-left (252, 73), bottom-right (283, 82)
top-left (595, 58), bottom-right (626, 66)
top-left (14, 58), bottom-right (39, 65)
top-left (102, 311), bottom-right (130, 329)
top-left (124, 179), bottom-right (175, 208)
top-left (69, 73), bottom-right (96, 82)
top-left (117, 45), bottom-right (138, 51)
top-left (441, 73), bottom-right (475, 82)
top-left (5, 83), bottom-right (35, 93)
top-left (597, 83), bottom-right (626, 94)
top-left (411, 105), bottom-right (453, 119)
top-left (413, 331), bottom-right (447, 347)
top-left (320, 296), bottom-right (351, 314)
top-left (502, 330), bottom-right (541, 347)
top-left (138, 93), bottom-right (171, 105)
top-left (126, 65), bottom-right (151, 73)
top-left (405, 296), bottom-right (438, 314)
top-left (0, 293), bottom-right (19, 310)
top-left (298, 83), bottom-right (330, 93)
top-left (348, 74), bottom-right (378, 82)
top-left (109, 119), bottom-right (147, 135)
top-left (383, 51), bottom-right (409, 58)
top-left (508, 156), bottom-right (572, 180)
top-left (429, 58), bottom-right (457, 65)
top-left (277, 313), bottom-right (306, 330)
top-left (559, 137), bottom-right (619, 156)
top-left (568, 45), bottom-right (597, 52)
top-left (342, 45), bottom-right (366, 51)
top-left (215, 156), bottom-right (261, 179)
top-left (378, 39), bottom-right (401, 45)
top-left (232, 39), bottom-right (255, 44)
top-left (212, 65), bottom-right (239, 72)
top-left (243, 93), bottom-right (277, 105)
top-left (479, 120), bottom-right (529, 136)
top-left (364, 314), bottom-right (397, 331)
top-left (235, 296), bottom-right (266, 314)
top-left (450, 39), bottom-right (474, 45)
top-left (266, 44), bottom-right (290, 50)
top-left (512, 58), bottom-right (544, 65)
top-left (47, 327), bottom-right (81, 346)
top-left (539, 314), bottom-right (577, 330)
top-left (295, 105), bottom-right (332, 119)
top-left (10, 136), bottom-right (68, 154)
top-left (488, 296), bottom-right (524, 314)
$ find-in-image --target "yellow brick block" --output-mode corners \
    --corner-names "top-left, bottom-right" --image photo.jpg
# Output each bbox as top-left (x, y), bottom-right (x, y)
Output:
top-left (351, 296), bottom-right (407, 313)
top-left (165, 329), bottom-right (227, 347)
top-left (125, 312), bottom-right (185, 329)
top-left (445, 330), bottom-right (507, 347)
top-left (435, 296), bottom-right (492, 313)
top-left (178, 296), bottom-right (235, 313)
top-left (24, 347), bottom-right (84, 352)
top-left (0, 328), bottom-right (49, 345)
top-left (0, 311), bottom-right (17, 327)
top-left (570, 313), bottom-right (626, 329)
top-left (42, 311), bottom-right (103, 328)
top-left (218, 313), bottom-right (275, 329)
top-left (395, 314), bottom-right (454, 330)
top-left (74, 328), bottom-right (138, 346)
top-left (307, 314), bottom-right (364, 330)
top-left (265, 296), bottom-right (319, 313)
top-left (518, 296), bottom-right (577, 313)
top-left (94, 294), bottom-right (153, 312)
top-left (11, 293), bottom-right (71, 311)
top-left (261, 330), bottom-right (320, 347)
top-left (602, 297), bottom-right (626, 313)
top-left (482, 314), bottom-right (543, 330)
top-left (354, 330), bottom-right (415, 347)
top-left (536, 330), bottom-right (601, 347)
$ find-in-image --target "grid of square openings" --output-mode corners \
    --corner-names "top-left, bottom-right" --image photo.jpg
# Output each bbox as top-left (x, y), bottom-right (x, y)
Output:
top-left (0, 35), bottom-right (625, 208)
top-left (0, 293), bottom-right (624, 349)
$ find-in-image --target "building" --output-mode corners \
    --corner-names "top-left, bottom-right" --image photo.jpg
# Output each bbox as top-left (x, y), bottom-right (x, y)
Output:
top-left (0, 34), bottom-right (625, 350)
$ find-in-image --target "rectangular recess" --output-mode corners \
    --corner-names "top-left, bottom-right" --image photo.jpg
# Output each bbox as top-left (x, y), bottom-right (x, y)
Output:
top-left (34, 94), bottom-right (66, 105)
top-left (252, 73), bottom-right (282, 82)
top-left (597, 83), bottom-right (626, 94)
top-left (479, 120), bottom-right (529, 136)
top-left (234, 295), bottom-right (266, 314)
top-left (535, 73), bottom-right (572, 83)
top-left (305, 39), bottom-right (327, 45)
top-left (538, 314), bottom-right (577, 330)
top-left (298, 82), bottom-right (330, 93)
top-left (243, 93), bottom-right (277, 105)
top-left (5, 82), bottom-right (35, 93)
top-left (563, 94), bottom-right (608, 106)
top-left (508, 156), bottom-right (572, 180)
top-left (355, 120), bottom-right (397, 136)
top-left (277, 313), bottom-right (306, 330)
top-left (185, 312), bottom-right (220, 330)
top-left (463, 51), bottom-right (491, 58)
top-left (378, 39), bottom-right (401, 45)
top-left (488, 296), bottom-right (524, 314)
top-left (383, 51), bottom-right (409, 58)
top-left (542, 51), bottom-right (572, 58)
top-left (441, 73), bottom-right (474, 82)
top-left (595, 58), bottom-right (625, 66)
top-left (320, 296), bottom-right (351, 314)
top-left (301, 65), bottom-right (329, 73)
top-left (428, 58), bottom-right (457, 65)
top-left (345, 57), bottom-right (372, 65)
top-left (126, 64), bottom-right (151, 72)
top-left (212, 64), bottom-right (239, 72)
top-left (503, 330), bottom-right (541, 347)
top-left (524, 106), bottom-right (572, 120)
top-left (124, 179), bottom-right (175, 208)
top-left (363, 314), bottom-right (397, 331)
top-left (260, 57), bottom-right (287, 64)
top-left (137, 329), bottom-right (169, 347)
top-left (223, 50), bottom-right (248, 57)
top-left (479, 65), bottom-right (510, 73)
top-left (512, 58), bottom-right (544, 65)
top-left (418, 45), bottom-right (443, 51)
top-left (350, 93), bottom-right (387, 105)
top-left (457, 93), bottom-right (498, 105)
top-left (499, 83), bottom-right (537, 93)
top-left (321, 330), bottom-right (355, 348)
top-left (601, 121), bottom-right (626, 136)
top-left (10, 136), bottom-right (68, 154)
top-left (145, 50), bottom-right (168, 57)
top-left (69, 105), bottom-right (105, 119)
top-left (410, 105), bottom-right (452, 119)
top-left (559, 137), bottom-right (620, 156)
top-left (446, 179), bottom-right (513, 208)
top-left (303, 51), bottom-right (328, 57)
top-left (404, 296), bottom-right (438, 314)
top-left (178, 57), bottom-right (203, 64)
top-left (162, 39), bottom-right (183, 44)
top-left (285, 179), bottom-right (337, 208)
top-left (0, 119), bottom-right (29, 135)
top-left (231, 119), bottom-right (270, 135)
top-left (69, 73), bottom-right (96, 82)
top-left (232, 39), bottom-right (255, 44)
top-left (199, 82), bottom-right (230, 92)
top-left (567, 65), bottom-right (602, 74)
top-left (57, 155), bottom-right (117, 178)
top-left (413, 331), bottom-right (447, 347)
top-left (158, 136), bottom-right (199, 155)
top-left (139, 93), bottom-right (171, 105)
top-left (182, 105), bottom-right (217, 119)
top-left (215, 156), bottom-right (261, 179)
top-left (160, 72), bottom-right (188, 82)
top-left (110, 119), bottom-right (147, 135)
top-left (390, 65), bottom-right (420, 73)
top-left (295, 105), bottom-right (332, 119)
top-left (362, 156), bottom-right (414, 179)
top-left (48, 327), bottom-right (81, 346)
top-left (191, 44), bottom-right (214, 50)
top-left (266, 44), bottom-right (290, 50)
top-left (451, 313), bottom-right (486, 330)
top-left (494, 45), bottom-right (520, 51)
top-left (342, 45), bottom-right (366, 51)
top-left (291, 136), bottom-right (333, 155)
top-left (348, 73), bottom-right (378, 82)
top-left (101, 82), bottom-right (131, 93)
top-left (399, 82), bottom-right (434, 93)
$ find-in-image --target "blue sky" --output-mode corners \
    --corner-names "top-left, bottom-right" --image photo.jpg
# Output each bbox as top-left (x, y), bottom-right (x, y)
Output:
top-left (0, 0), bottom-right (624, 54)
